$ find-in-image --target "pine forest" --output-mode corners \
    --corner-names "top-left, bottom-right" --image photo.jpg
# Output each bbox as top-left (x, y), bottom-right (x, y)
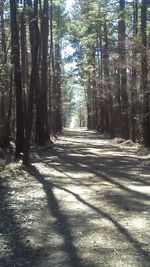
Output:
top-left (0, 1), bottom-right (150, 266)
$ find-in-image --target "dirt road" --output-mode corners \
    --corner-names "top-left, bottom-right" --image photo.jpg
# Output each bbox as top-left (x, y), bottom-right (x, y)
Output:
top-left (0, 129), bottom-right (150, 266)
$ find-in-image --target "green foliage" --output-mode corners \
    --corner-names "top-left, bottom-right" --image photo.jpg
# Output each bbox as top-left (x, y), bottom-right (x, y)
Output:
top-left (62, 74), bottom-right (76, 117)
top-left (0, 63), bottom-right (11, 78)
top-left (0, 161), bottom-right (11, 175)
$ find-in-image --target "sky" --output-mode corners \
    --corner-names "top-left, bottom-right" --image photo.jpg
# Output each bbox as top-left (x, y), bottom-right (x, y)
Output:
top-left (66, 0), bottom-right (75, 11)
top-left (62, 0), bottom-right (76, 67)
top-left (62, 0), bottom-right (76, 72)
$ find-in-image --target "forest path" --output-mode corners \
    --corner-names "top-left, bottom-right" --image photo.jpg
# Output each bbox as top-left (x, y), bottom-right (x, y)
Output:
top-left (0, 129), bottom-right (150, 267)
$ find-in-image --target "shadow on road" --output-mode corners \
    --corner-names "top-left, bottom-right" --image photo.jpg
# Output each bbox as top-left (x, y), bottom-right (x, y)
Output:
top-left (0, 182), bottom-right (41, 267)
top-left (26, 165), bottom-right (94, 267)
top-left (32, 129), bottom-right (150, 265)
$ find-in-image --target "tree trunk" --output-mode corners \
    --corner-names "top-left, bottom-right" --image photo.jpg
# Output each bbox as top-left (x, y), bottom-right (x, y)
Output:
top-left (131, 0), bottom-right (138, 142)
top-left (141, 0), bottom-right (150, 146)
top-left (118, 0), bottom-right (129, 139)
top-left (55, 42), bottom-right (62, 133)
top-left (103, 21), bottom-right (114, 138)
top-left (40, 0), bottom-right (49, 143)
top-left (23, 0), bottom-right (40, 165)
top-left (10, 0), bottom-right (24, 157)
top-left (50, 0), bottom-right (57, 135)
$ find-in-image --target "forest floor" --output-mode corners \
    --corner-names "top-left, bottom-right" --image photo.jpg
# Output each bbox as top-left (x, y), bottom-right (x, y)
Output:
top-left (0, 128), bottom-right (150, 267)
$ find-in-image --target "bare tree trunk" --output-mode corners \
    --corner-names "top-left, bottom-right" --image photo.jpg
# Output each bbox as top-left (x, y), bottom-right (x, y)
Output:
top-left (103, 21), bottom-right (114, 138)
top-left (20, 3), bottom-right (28, 141)
top-left (23, 0), bottom-right (40, 165)
top-left (40, 0), bottom-right (49, 143)
top-left (55, 42), bottom-right (62, 133)
top-left (0, 0), bottom-right (6, 143)
top-left (131, 0), bottom-right (138, 142)
top-left (141, 0), bottom-right (150, 146)
top-left (87, 75), bottom-right (93, 130)
top-left (50, 0), bottom-right (57, 135)
top-left (10, 0), bottom-right (24, 156)
top-left (118, 0), bottom-right (129, 139)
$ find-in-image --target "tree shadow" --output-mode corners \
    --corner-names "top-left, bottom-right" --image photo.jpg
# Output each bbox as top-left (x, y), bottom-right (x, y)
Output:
top-left (28, 158), bottom-right (150, 265)
top-left (0, 182), bottom-right (42, 267)
top-left (31, 129), bottom-right (150, 265)
top-left (26, 165), bottom-right (94, 267)
top-left (33, 147), bottom-right (150, 258)
top-left (51, 183), bottom-right (150, 262)
top-left (103, 192), bottom-right (150, 212)
top-left (53, 149), bottom-right (150, 200)
top-left (42, 147), bottom-right (150, 201)
top-left (62, 129), bottom-right (107, 140)
top-left (42, 157), bottom-right (150, 214)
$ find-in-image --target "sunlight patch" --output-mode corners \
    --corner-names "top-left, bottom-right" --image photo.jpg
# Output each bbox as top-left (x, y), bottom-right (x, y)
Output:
top-left (128, 185), bottom-right (150, 195)
top-left (140, 174), bottom-right (150, 178)
top-left (64, 171), bottom-right (90, 178)
top-left (68, 153), bottom-right (88, 157)
top-left (128, 217), bottom-right (147, 229)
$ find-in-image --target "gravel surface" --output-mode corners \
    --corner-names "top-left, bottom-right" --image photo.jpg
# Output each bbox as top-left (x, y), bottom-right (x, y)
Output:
top-left (0, 129), bottom-right (150, 267)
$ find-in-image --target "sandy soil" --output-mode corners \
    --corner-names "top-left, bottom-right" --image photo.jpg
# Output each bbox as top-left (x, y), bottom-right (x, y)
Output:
top-left (0, 129), bottom-right (150, 267)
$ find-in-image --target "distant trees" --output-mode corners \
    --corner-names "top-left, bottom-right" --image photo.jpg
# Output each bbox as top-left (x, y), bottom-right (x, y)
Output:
top-left (118, 0), bottom-right (129, 139)
top-left (130, 0), bottom-right (138, 143)
top-left (23, 0), bottom-right (40, 165)
top-left (0, 0), bottom-right (64, 164)
top-left (141, 0), bottom-right (150, 147)
top-left (70, 0), bottom-right (150, 144)
top-left (10, 0), bottom-right (24, 157)
top-left (0, 0), bottom-right (150, 165)
top-left (0, 0), bottom-right (12, 148)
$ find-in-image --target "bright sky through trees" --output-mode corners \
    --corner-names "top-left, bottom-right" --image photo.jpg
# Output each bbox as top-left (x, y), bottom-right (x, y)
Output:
top-left (1, 0), bottom-right (150, 162)
top-left (62, 0), bottom-right (75, 68)
top-left (66, 0), bottom-right (75, 11)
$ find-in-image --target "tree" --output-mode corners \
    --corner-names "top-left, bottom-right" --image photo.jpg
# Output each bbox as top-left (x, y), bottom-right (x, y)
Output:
top-left (23, 0), bottom-right (40, 165)
top-left (130, 0), bottom-right (138, 142)
top-left (1, 0), bottom-right (150, 166)
top-left (0, 0), bottom-right (11, 147)
top-left (141, 0), bottom-right (150, 146)
top-left (38, 0), bottom-right (49, 145)
top-left (118, 0), bottom-right (129, 139)
top-left (10, 0), bottom-right (24, 157)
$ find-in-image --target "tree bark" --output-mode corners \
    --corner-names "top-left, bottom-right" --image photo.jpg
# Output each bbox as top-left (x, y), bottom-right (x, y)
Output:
top-left (40, 0), bottom-right (49, 143)
top-left (118, 0), bottom-right (129, 139)
top-left (141, 0), bottom-right (150, 146)
top-left (131, 0), bottom-right (138, 142)
top-left (10, 0), bottom-right (24, 156)
top-left (23, 0), bottom-right (40, 165)
top-left (103, 21), bottom-right (114, 138)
